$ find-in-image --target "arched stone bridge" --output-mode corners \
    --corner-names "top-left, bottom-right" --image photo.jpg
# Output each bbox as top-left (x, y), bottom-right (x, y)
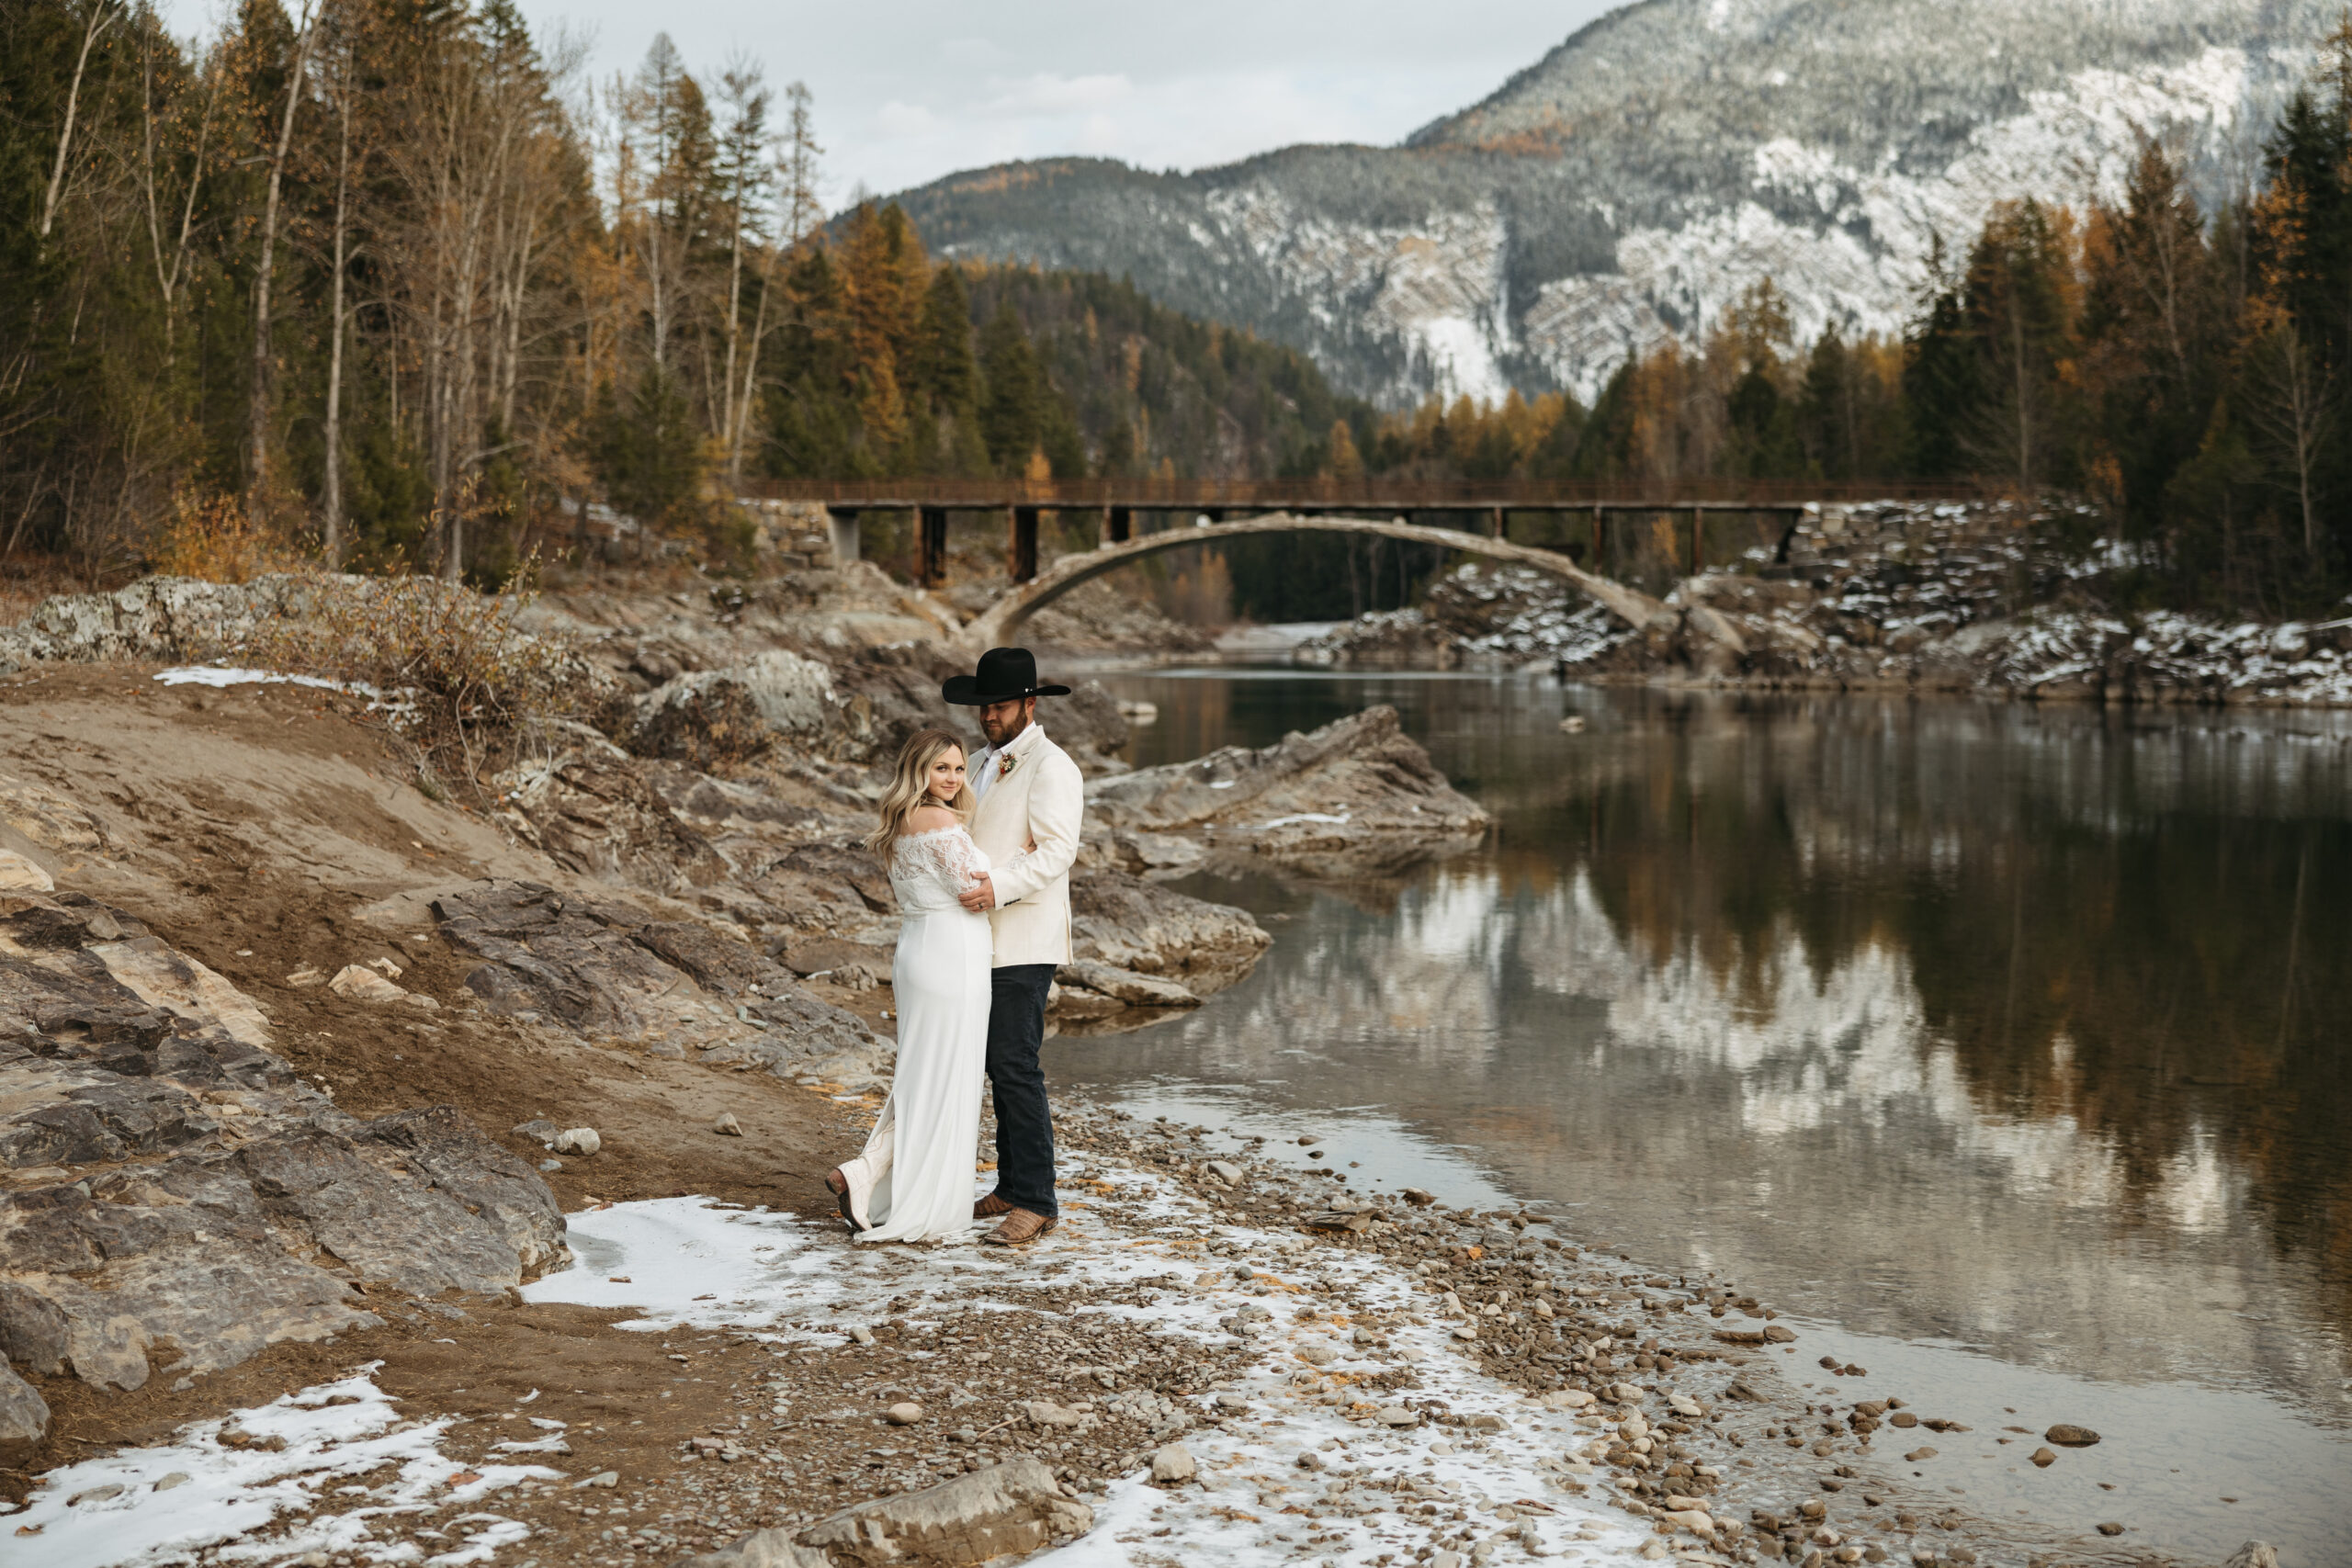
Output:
top-left (955, 511), bottom-right (1679, 652)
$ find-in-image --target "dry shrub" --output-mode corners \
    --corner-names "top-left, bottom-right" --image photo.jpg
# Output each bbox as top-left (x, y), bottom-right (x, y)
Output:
top-left (248, 563), bottom-right (601, 790)
top-left (153, 491), bottom-right (306, 583)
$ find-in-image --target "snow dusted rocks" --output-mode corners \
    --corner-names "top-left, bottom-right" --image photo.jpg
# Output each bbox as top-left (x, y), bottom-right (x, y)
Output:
top-left (0, 889), bottom-right (567, 1441)
top-left (525, 1114), bottom-right (1656, 1568)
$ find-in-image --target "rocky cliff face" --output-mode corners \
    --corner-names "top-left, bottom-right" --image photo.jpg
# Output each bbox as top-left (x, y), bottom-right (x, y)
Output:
top-left (893, 0), bottom-right (2323, 404)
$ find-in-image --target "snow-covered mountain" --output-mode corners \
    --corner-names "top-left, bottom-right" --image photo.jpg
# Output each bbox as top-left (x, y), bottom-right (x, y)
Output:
top-left (891, 0), bottom-right (2325, 406)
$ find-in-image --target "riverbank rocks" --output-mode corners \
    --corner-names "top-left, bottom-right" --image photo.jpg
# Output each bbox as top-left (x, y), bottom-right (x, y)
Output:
top-left (0, 1353), bottom-right (48, 1446)
top-left (1084, 705), bottom-right (1489, 879)
top-left (796, 1456), bottom-right (1092, 1562)
top-left (671, 1529), bottom-right (831, 1568)
top-left (632, 651), bottom-right (837, 769)
top-left (429, 880), bottom-right (887, 1082)
top-left (2043, 1423), bottom-right (2100, 1446)
top-left (0, 891), bottom-right (567, 1443)
top-left (1151, 1442), bottom-right (1197, 1483)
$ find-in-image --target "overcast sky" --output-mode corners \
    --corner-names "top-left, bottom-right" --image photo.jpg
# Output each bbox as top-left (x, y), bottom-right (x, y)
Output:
top-left (160, 0), bottom-right (1619, 209)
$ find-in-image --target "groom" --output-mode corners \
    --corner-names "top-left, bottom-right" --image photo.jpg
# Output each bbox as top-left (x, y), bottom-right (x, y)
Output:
top-left (942, 647), bottom-right (1083, 1247)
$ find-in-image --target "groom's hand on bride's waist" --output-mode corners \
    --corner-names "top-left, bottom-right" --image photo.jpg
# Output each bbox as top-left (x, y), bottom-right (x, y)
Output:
top-left (958, 871), bottom-right (997, 911)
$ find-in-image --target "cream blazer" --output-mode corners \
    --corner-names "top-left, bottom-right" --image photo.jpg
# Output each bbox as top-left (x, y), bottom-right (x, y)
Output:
top-left (967, 720), bottom-right (1083, 967)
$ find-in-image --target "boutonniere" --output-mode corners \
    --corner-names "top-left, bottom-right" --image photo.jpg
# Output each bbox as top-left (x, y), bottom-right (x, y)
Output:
top-left (997, 752), bottom-right (1019, 780)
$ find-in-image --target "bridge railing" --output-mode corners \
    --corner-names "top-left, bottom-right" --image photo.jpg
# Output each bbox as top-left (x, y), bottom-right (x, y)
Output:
top-left (739, 478), bottom-right (1986, 508)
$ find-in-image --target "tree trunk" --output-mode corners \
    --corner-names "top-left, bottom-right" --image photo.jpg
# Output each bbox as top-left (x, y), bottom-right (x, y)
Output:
top-left (40, 0), bottom-right (119, 243)
top-left (248, 1), bottom-right (322, 525)
top-left (322, 68), bottom-right (352, 569)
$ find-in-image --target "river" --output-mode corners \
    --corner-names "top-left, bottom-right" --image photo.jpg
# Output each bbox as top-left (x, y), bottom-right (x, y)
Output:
top-left (1058, 669), bottom-right (2352, 1567)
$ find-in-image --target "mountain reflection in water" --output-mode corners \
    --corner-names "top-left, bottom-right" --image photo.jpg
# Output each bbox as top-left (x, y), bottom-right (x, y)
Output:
top-left (1072, 674), bottom-right (2352, 1415)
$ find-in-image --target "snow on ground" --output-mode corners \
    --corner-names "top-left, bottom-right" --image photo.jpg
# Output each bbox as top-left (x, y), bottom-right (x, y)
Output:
top-left (152, 666), bottom-right (375, 695)
top-left (0, 1370), bottom-right (560, 1568)
top-left (526, 1150), bottom-right (1664, 1568)
top-left (5, 1146), bottom-right (1665, 1568)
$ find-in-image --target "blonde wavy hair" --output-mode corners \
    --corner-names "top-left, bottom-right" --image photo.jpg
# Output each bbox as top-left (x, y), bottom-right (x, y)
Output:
top-left (864, 728), bottom-right (976, 851)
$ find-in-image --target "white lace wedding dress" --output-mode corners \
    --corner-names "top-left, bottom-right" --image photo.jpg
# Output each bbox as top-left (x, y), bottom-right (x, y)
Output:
top-left (837, 825), bottom-right (993, 1243)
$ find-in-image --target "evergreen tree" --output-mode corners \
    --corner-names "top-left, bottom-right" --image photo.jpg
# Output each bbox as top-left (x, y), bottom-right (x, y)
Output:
top-left (978, 299), bottom-right (1048, 474)
top-left (1903, 258), bottom-right (1983, 478)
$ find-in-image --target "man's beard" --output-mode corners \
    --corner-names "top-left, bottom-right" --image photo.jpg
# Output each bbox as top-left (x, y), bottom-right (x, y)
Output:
top-left (982, 711), bottom-right (1029, 747)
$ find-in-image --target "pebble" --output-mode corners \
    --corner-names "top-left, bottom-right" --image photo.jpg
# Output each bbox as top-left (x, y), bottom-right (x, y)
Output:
top-left (711, 1112), bottom-right (743, 1136)
top-left (1151, 1443), bottom-right (1197, 1483)
top-left (1904, 1448), bottom-right (1937, 1462)
top-left (153, 1473), bottom-right (189, 1492)
top-left (1888, 1411), bottom-right (1919, 1427)
top-left (885, 1403), bottom-right (922, 1426)
top-left (578, 1471), bottom-right (618, 1488)
top-left (847, 1325), bottom-right (875, 1345)
top-left (1374, 1406), bottom-right (1419, 1427)
top-left (550, 1127), bottom-right (601, 1156)
top-left (537, 1159), bottom-right (561, 1172)
top-left (2044, 1423), bottom-right (2100, 1447)
top-left (2096, 1521), bottom-right (2126, 1536)
top-left (1205, 1159), bottom-right (1243, 1183)
top-left (2030, 1447), bottom-right (2057, 1467)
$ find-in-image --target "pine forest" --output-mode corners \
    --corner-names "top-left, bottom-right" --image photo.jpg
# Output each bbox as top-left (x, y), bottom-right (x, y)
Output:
top-left (9, 0), bottom-right (2352, 621)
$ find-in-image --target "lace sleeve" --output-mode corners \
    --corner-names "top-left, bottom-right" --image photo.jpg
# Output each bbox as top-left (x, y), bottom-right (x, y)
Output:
top-left (938, 826), bottom-right (990, 888)
top-left (893, 825), bottom-right (990, 904)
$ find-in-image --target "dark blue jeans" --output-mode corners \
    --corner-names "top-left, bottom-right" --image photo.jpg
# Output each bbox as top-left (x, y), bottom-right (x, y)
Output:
top-left (986, 963), bottom-right (1057, 1219)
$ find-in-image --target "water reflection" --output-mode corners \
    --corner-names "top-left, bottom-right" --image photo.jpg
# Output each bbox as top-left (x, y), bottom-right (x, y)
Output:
top-left (1071, 679), bottom-right (2352, 1412)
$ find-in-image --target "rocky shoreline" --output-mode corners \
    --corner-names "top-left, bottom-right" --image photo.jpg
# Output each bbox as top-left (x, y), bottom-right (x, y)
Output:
top-left (2, 1089), bottom-right (2272, 1568)
top-left (1297, 502), bottom-right (2352, 709)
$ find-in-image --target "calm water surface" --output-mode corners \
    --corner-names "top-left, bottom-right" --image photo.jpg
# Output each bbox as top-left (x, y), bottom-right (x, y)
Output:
top-left (1058, 671), bottom-right (2352, 1566)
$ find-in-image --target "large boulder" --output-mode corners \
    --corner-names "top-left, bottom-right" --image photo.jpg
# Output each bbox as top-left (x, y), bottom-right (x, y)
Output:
top-left (1069, 870), bottom-right (1270, 998)
top-left (794, 1456), bottom-right (1093, 1565)
top-left (633, 650), bottom-right (839, 768)
top-left (1085, 705), bottom-right (1488, 878)
top-left (431, 880), bottom-right (888, 1082)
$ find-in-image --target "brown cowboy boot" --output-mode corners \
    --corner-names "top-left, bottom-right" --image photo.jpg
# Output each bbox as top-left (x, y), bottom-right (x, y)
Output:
top-left (973, 1192), bottom-right (1015, 1221)
top-left (981, 1208), bottom-right (1057, 1247)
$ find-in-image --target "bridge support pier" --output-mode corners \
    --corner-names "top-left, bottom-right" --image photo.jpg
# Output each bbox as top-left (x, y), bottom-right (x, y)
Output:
top-left (827, 509), bottom-right (862, 568)
top-left (919, 507), bottom-right (947, 587)
top-left (1010, 506), bottom-right (1040, 582)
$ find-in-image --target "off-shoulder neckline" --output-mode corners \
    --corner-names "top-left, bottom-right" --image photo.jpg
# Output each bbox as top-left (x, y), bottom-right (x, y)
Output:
top-left (897, 823), bottom-right (969, 842)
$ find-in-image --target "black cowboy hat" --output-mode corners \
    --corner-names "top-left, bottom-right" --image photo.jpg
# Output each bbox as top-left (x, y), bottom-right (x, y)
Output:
top-left (942, 647), bottom-right (1072, 706)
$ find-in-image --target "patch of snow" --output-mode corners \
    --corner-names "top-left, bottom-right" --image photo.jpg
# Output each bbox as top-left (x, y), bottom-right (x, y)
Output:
top-left (526, 1162), bottom-right (1656, 1566)
top-left (0, 1368), bottom-right (558, 1568)
top-left (153, 665), bottom-right (378, 696)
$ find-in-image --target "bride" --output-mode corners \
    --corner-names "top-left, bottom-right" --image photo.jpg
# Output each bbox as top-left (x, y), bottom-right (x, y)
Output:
top-left (824, 728), bottom-right (993, 1242)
